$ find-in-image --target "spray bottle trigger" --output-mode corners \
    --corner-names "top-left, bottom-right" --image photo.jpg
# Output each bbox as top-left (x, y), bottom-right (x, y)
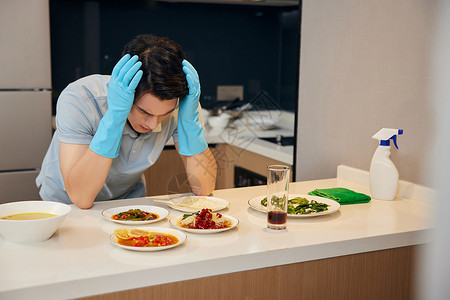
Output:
top-left (391, 135), bottom-right (399, 149)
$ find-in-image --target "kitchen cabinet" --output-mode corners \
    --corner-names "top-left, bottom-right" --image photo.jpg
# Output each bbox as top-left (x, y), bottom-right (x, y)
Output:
top-left (0, 0), bottom-right (52, 202)
top-left (143, 147), bottom-right (190, 196)
top-left (143, 144), bottom-right (292, 196)
top-left (79, 246), bottom-right (416, 300)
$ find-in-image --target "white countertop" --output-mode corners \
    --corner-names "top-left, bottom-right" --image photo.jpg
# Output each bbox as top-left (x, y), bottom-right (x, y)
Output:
top-left (205, 110), bottom-right (295, 165)
top-left (0, 166), bottom-right (432, 299)
top-left (205, 128), bottom-right (294, 165)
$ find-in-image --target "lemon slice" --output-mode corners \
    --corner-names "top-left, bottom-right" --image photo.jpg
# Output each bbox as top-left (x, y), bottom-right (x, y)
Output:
top-left (114, 228), bottom-right (132, 239)
top-left (129, 228), bottom-right (151, 237)
top-left (114, 228), bottom-right (152, 240)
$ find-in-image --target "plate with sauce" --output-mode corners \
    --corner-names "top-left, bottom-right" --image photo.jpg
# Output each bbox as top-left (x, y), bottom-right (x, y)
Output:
top-left (101, 205), bottom-right (169, 225)
top-left (110, 227), bottom-right (186, 252)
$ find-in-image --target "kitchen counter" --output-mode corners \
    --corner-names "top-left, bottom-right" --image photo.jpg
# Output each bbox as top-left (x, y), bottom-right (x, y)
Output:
top-left (205, 110), bottom-right (295, 165)
top-left (205, 129), bottom-right (294, 166)
top-left (0, 165), bottom-right (433, 299)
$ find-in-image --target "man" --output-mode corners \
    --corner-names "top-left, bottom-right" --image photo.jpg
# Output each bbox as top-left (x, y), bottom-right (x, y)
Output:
top-left (36, 34), bottom-right (217, 209)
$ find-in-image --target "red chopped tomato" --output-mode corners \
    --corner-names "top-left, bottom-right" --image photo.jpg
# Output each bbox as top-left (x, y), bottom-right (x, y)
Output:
top-left (189, 209), bottom-right (227, 229)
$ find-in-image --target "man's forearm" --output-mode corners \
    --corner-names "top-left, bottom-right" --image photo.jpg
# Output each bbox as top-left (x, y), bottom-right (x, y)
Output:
top-left (60, 144), bottom-right (112, 209)
top-left (182, 147), bottom-right (217, 196)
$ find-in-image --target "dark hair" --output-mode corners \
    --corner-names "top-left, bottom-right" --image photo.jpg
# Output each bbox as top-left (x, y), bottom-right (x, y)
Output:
top-left (122, 34), bottom-right (188, 101)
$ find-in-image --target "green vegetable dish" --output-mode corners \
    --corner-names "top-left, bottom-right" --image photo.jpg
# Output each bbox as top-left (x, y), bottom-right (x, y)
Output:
top-left (112, 209), bottom-right (159, 221)
top-left (261, 196), bottom-right (329, 215)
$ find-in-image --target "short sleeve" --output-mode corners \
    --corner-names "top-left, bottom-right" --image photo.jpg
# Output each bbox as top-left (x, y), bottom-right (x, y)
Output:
top-left (55, 85), bottom-right (105, 145)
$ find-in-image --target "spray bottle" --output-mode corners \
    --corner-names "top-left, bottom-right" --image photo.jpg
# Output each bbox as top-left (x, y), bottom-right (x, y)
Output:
top-left (369, 128), bottom-right (403, 200)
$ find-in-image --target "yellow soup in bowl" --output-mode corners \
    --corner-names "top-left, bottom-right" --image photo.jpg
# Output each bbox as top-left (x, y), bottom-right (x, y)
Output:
top-left (1, 213), bottom-right (57, 220)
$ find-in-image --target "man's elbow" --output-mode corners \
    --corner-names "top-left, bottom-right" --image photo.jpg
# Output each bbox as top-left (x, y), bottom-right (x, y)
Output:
top-left (74, 201), bottom-right (94, 209)
top-left (67, 190), bottom-right (94, 209)
top-left (191, 182), bottom-right (216, 196)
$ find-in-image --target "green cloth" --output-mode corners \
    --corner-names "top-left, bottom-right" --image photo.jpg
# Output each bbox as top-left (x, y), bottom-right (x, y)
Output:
top-left (308, 187), bottom-right (371, 205)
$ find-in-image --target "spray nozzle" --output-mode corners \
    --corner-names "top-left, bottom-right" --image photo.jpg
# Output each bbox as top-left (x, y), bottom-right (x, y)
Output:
top-left (372, 128), bottom-right (403, 149)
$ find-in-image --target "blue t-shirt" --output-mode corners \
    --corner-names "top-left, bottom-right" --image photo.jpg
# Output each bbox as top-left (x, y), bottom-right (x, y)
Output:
top-left (36, 74), bottom-right (179, 204)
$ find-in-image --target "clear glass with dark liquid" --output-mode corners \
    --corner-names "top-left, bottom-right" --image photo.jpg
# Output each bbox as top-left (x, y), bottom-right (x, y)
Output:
top-left (268, 211), bottom-right (287, 226)
top-left (267, 165), bottom-right (290, 230)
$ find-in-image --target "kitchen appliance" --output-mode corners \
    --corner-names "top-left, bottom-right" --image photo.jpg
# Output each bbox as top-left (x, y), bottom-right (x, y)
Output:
top-left (234, 166), bottom-right (267, 187)
top-left (0, 0), bottom-right (52, 203)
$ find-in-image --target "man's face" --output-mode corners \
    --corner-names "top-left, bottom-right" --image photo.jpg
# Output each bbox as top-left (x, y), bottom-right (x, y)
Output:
top-left (128, 93), bottom-right (178, 134)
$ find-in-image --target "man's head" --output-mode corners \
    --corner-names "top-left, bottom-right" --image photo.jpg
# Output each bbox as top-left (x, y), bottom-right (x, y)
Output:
top-left (123, 34), bottom-right (188, 133)
top-left (122, 34), bottom-right (188, 102)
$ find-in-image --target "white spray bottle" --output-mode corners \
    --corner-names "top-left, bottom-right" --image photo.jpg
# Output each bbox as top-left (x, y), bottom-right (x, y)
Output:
top-left (369, 128), bottom-right (403, 200)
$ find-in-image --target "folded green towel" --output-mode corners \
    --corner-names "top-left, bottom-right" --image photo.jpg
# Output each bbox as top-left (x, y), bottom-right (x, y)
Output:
top-left (308, 187), bottom-right (371, 205)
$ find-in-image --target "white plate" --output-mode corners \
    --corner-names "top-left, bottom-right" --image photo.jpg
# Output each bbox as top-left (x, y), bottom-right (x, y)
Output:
top-left (166, 196), bottom-right (230, 213)
top-left (169, 214), bottom-right (239, 234)
top-left (248, 194), bottom-right (340, 218)
top-left (110, 227), bottom-right (186, 252)
top-left (102, 205), bottom-right (169, 225)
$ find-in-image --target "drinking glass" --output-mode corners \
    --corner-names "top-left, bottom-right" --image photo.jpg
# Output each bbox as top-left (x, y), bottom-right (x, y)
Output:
top-left (266, 165), bottom-right (290, 230)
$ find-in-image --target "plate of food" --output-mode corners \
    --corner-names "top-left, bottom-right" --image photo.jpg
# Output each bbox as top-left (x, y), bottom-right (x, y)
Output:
top-left (101, 205), bottom-right (169, 225)
top-left (110, 227), bottom-right (186, 252)
top-left (169, 208), bottom-right (238, 234)
top-left (248, 194), bottom-right (340, 218)
top-left (161, 196), bottom-right (229, 213)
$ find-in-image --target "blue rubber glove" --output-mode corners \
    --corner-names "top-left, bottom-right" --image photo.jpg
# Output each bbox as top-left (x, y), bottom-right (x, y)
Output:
top-left (89, 54), bottom-right (143, 158)
top-left (177, 60), bottom-right (208, 156)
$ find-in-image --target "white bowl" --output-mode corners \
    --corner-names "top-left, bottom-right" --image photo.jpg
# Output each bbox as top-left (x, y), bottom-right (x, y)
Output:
top-left (208, 115), bottom-right (231, 129)
top-left (0, 201), bottom-right (71, 244)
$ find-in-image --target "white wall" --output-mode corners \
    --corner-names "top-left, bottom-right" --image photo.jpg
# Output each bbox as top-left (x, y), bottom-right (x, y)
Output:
top-left (297, 1), bottom-right (450, 298)
top-left (296, 0), bottom-right (434, 186)
top-left (419, 0), bottom-right (450, 298)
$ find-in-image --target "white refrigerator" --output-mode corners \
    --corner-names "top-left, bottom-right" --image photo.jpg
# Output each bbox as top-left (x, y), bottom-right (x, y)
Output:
top-left (0, 0), bottom-right (52, 203)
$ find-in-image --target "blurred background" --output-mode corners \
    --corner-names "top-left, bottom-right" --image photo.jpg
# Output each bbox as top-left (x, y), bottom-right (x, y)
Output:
top-left (49, 0), bottom-right (300, 114)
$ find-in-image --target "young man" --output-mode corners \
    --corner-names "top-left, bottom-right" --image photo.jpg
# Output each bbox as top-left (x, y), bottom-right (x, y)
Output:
top-left (36, 34), bottom-right (217, 209)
